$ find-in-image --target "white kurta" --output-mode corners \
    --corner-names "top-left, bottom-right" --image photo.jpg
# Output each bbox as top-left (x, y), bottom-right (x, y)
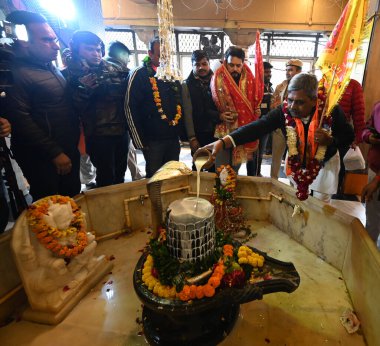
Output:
top-left (286, 152), bottom-right (340, 195)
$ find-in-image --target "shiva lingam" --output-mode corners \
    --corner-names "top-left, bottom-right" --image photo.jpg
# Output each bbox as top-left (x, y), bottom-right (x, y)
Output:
top-left (133, 161), bottom-right (300, 345)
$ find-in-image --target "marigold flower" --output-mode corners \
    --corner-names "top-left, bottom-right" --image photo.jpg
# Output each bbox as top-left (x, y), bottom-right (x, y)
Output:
top-left (189, 285), bottom-right (197, 299)
top-left (208, 276), bottom-right (221, 288)
top-left (195, 286), bottom-right (205, 299)
top-left (203, 284), bottom-right (215, 297)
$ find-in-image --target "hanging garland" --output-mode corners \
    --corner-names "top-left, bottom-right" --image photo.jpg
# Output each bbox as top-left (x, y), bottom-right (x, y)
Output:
top-left (284, 81), bottom-right (332, 200)
top-left (27, 195), bottom-right (88, 258)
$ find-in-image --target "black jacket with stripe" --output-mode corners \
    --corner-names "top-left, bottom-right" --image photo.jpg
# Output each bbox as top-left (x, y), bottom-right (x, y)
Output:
top-left (125, 65), bottom-right (185, 149)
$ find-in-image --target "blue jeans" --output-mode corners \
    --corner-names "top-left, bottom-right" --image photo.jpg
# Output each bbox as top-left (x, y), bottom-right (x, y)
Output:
top-left (143, 139), bottom-right (180, 178)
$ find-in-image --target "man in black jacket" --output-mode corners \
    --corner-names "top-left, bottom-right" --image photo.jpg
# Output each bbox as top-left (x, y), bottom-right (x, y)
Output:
top-left (182, 50), bottom-right (219, 172)
top-left (126, 37), bottom-right (184, 178)
top-left (105, 41), bottom-right (143, 181)
top-left (67, 31), bottom-right (129, 187)
top-left (4, 11), bottom-right (80, 200)
top-left (200, 73), bottom-right (355, 202)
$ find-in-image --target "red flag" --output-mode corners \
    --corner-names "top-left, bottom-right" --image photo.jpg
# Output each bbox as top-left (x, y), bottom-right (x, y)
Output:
top-left (254, 30), bottom-right (264, 108)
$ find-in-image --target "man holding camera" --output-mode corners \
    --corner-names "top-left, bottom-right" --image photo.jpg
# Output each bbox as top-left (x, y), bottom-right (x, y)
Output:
top-left (105, 41), bottom-right (144, 181)
top-left (4, 11), bottom-right (80, 201)
top-left (66, 31), bottom-right (129, 187)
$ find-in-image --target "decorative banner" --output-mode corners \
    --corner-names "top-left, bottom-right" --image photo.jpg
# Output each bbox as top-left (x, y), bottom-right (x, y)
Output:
top-left (254, 30), bottom-right (264, 108)
top-left (156, 0), bottom-right (182, 81)
top-left (315, 0), bottom-right (368, 114)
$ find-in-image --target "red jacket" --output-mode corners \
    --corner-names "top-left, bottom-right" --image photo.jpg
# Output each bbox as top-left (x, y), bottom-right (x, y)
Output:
top-left (338, 79), bottom-right (366, 143)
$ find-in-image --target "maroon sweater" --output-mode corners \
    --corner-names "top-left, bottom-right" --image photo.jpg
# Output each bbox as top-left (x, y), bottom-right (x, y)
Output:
top-left (362, 102), bottom-right (380, 173)
top-left (338, 79), bottom-right (366, 143)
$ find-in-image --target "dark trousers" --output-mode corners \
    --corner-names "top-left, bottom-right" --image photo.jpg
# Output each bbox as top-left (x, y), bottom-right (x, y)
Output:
top-left (14, 148), bottom-right (81, 201)
top-left (246, 133), bottom-right (269, 176)
top-left (0, 175), bottom-right (9, 233)
top-left (86, 134), bottom-right (129, 187)
top-left (143, 138), bottom-right (181, 178)
top-left (338, 145), bottom-right (350, 194)
top-left (265, 132), bottom-right (272, 154)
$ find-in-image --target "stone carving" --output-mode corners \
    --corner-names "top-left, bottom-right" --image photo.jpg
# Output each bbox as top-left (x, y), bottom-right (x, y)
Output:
top-left (11, 196), bottom-right (112, 324)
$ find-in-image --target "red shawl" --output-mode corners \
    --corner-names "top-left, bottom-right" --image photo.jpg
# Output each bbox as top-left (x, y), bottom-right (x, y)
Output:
top-left (211, 62), bottom-right (259, 165)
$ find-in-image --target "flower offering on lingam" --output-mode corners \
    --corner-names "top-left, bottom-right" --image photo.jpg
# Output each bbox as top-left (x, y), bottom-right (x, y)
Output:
top-left (141, 230), bottom-right (270, 302)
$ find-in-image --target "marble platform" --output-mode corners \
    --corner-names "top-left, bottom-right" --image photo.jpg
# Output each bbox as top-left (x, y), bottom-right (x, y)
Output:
top-left (0, 170), bottom-right (377, 345)
top-left (0, 220), bottom-right (366, 345)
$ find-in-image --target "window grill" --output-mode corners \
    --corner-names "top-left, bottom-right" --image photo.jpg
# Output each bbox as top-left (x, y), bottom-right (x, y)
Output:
top-left (102, 29), bottom-right (327, 77)
top-left (135, 35), bottom-right (148, 51)
top-left (178, 33), bottom-right (200, 52)
top-left (104, 30), bottom-right (135, 51)
top-left (269, 37), bottom-right (316, 58)
top-left (223, 34), bottom-right (233, 52)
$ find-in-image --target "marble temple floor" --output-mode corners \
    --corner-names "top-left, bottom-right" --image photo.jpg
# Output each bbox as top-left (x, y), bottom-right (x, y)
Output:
top-left (0, 221), bottom-right (366, 346)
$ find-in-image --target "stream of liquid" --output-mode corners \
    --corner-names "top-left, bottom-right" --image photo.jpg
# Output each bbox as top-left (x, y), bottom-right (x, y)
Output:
top-left (194, 156), bottom-right (208, 205)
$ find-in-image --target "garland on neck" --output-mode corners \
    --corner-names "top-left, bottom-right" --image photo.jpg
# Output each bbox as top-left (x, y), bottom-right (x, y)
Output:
top-left (284, 81), bottom-right (332, 200)
top-left (144, 55), bottom-right (182, 127)
top-left (143, 56), bottom-right (156, 77)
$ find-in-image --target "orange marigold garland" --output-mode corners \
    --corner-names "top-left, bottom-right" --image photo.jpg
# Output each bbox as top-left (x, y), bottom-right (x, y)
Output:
top-left (141, 235), bottom-right (272, 301)
top-left (177, 261), bottom-right (225, 301)
top-left (27, 195), bottom-right (88, 258)
top-left (149, 77), bottom-right (182, 126)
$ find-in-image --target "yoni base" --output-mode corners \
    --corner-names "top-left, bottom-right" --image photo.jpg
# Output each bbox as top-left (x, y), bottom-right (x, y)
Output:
top-left (22, 257), bottom-right (113, 325)
top-left (142, 304), bottom-right (240, 346)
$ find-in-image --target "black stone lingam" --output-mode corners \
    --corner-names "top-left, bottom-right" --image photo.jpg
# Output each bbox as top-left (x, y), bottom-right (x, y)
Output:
top-left (133, 246), bottom-right (300, 346)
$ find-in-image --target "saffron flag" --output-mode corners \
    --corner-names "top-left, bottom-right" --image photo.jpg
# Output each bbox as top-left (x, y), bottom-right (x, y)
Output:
top-left (315, 0), bottom-right (367, 114)
top-left (254, 30), bottom-right (264, 108)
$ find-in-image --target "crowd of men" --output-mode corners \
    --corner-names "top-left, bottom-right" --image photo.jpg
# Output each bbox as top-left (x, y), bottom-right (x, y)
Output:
top-left (0, 10), bottom-right (379, 243)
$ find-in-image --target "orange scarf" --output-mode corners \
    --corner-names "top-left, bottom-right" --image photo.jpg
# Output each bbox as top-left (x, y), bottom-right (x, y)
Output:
top-left (286, 107), bottom-right (320, 176)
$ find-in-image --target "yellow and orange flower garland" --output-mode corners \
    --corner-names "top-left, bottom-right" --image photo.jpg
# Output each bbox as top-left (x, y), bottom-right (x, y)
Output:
top-left (213, 165), bottom-right (237, 205)
top-left (27, 195), bottom-right (88, 258)
top-left (149, 77), bottom-right (182, 126)
top-left (141, 243), bottom-right (265, 302)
